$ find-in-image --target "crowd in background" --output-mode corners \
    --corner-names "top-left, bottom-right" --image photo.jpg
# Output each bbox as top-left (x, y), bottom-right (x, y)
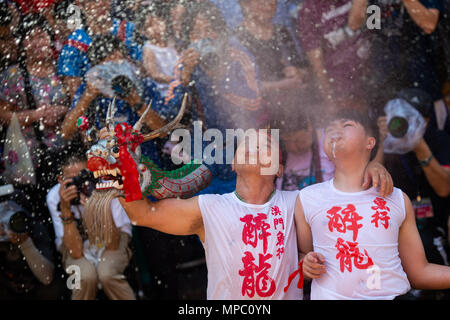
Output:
top-left (0, 0), bottom-right (449, 300)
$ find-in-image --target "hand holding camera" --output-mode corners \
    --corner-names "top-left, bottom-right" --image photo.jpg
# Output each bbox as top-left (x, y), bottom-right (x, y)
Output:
top-left (59, 169), bottom-right (95, 212)
top-left (59, 178), bottom-right (78, 212)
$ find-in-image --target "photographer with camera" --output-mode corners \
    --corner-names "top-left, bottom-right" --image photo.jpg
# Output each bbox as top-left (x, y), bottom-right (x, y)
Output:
top-left (46, 153), bottom-right (135, 300)
top-left (383, 88), bottom-right (450, 299)
top-left (0, 187), bottom-right (57, 299)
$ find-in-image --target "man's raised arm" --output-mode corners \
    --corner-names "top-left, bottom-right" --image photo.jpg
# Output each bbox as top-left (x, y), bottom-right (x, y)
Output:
top-left (118, 196), bottom-right (205, 241)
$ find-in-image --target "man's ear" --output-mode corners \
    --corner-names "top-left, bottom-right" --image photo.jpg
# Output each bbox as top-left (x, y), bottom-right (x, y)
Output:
top-left (57, 175), bottom-right (63, 184)
top-left (367, 137), bottom-right (376, 151)
top-left (276, 164), bottom-right (284, 179)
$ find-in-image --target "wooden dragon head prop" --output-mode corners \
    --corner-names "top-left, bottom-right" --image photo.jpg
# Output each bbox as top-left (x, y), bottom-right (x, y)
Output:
top-left (79, 94), bottom-right (211, 202)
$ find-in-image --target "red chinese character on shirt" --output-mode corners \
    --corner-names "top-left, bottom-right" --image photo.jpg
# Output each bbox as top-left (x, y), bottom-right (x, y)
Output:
top-left (240, 213), bottom-right (271, 254)
top-left (276, 247), bottom-right (284, 260)
top-left (371, 197), bottom-right (391, 229)
top-left (276, 231), bottom-right (284, 246)
top-left (240, 214), bottom-right (258, 248)
top-left (274, 217), bottom-right (285, 230)
top-left (271, 206), bottom-right (281, 216)
top-left (327, 204), bottom-right (363, 241)
top-left (238, 251), bottom-right (276, 298)
top-left (275, 231), bottom-right (285, 260)
top-left (335, 237), bottom-right (373, 273)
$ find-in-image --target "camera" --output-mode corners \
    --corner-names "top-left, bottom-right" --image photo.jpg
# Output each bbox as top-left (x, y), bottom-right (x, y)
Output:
top-left (111, 75), bottom-right (134, 99)
top-left (66, 169), bottom-right (96, 206)
top-left (0, 200), bottom-right (30, 242)
top-left (387, 88), bottom-right (433, 138)
top-left (189, 38), bottom-right (221, 70)
top-left (383, 96), bottom-right (427, 155)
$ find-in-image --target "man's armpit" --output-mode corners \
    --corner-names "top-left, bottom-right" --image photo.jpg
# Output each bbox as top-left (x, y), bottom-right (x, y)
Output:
top-left (189, 214), bottom-right (204, 235)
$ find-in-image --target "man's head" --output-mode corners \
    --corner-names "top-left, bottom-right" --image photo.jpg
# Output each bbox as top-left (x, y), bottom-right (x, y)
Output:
top-left (58, 154), bottom-right (87, 182)
top-left (232, 129), bottom-right (283, 180)
top-left (239, 0), bottom-right (277, 24)
top-left (323, 109), bottom-right (378, 164)
top-left (136, 2), bottom-right (170, 40)
top-left (181, 1), bottom-right (227, 44)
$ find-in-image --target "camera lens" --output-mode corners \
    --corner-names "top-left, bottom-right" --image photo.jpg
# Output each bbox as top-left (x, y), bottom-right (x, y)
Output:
top-left (9, 211), bottom-right (29, 234)
top-left (388, 116), bottom-right (409, 138)
top-left (111, 75), bottom-right (133, 98)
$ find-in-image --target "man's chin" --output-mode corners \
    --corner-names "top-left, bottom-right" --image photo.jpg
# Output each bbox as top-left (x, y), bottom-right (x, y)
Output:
top-left (235, 163), bottom-right (278, 176)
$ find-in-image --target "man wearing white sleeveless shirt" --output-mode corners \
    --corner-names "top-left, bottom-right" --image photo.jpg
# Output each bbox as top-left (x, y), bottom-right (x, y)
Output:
top-left (119, 129), bottom-right (393, 299)
top-left (294, 108), bottom-right (450, 299)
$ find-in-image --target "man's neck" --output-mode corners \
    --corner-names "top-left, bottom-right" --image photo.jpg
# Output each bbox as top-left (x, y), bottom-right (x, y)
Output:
top-left (333, 158), bottom-right (369, 193)
top-left (235, 174), bottom-right (275, 205)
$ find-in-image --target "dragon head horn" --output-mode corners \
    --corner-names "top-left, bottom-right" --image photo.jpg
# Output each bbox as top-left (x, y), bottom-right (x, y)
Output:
top-left (106, 96), bottom-right (117, 132)
top-left (133, 100), bottom-right (152, 132)
top-left (142, 93), bottom-right (188, 142)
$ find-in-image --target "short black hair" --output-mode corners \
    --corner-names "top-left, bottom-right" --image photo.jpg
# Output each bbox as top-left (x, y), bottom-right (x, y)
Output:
top-left (59, 152), bottom-right (87, 176)
top-left (325, 108), bottom-right (379, 160)
top-left (181, 1), bottom-right (228, 48)
top-left (87, 34), bottom-right (128, 66)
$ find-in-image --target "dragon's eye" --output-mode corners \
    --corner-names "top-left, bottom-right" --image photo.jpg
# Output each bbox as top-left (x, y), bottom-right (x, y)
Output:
top-left (111, 146), bottom-right (120, 157)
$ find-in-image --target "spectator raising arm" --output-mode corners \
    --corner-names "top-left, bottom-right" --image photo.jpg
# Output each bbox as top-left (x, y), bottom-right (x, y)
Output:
top-left (8, 232), bottom-right (55, 286)
top-left (0, 99), bottom-right (67, 128)
top-left (348, 0), bottom-right (368, 30)
top-left (305, 48), bottom-right (334, 107)
top-left (61, 81), bottom-right (100, 140)
top-left (402, 0), bottom-right (440, 34)
top-left (64, 77), bottom-right (84, 104)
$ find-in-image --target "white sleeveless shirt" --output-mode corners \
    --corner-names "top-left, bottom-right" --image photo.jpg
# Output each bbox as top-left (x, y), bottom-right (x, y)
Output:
top-left (198, 190), bottom-right (303, 300)
top-left (299, 179), bottom-right (411, 300)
